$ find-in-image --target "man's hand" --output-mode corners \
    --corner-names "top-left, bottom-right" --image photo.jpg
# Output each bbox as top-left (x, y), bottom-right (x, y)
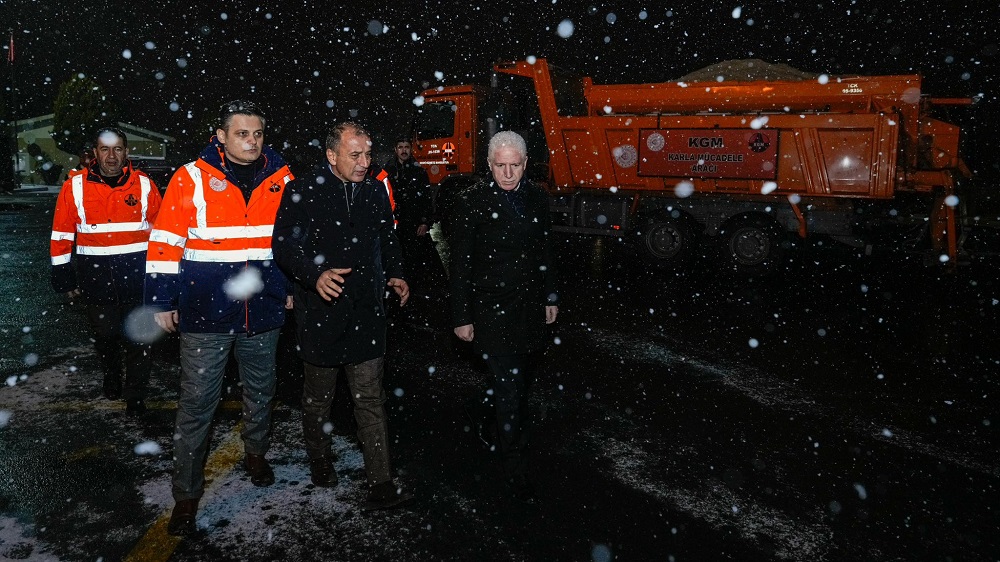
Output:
top-left (154, 310), bottom-right (179, 333)
top-left (285, 295), bottom-right (294, 309)
top-left (65, 288), bottom-right (81, 300)
top-left (388, 278), bottom-right (410, 306)
top-left (316, 268), bottom-right (352, 302)
top-left (416, 224), bottom-right (429, 237)
top-left (545, 305), bottom-right (558, 324)
top-left (454, 324), bottom-right (474, 342)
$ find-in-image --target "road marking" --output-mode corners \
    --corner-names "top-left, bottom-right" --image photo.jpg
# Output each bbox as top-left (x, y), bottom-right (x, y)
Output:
top-left (124, 420), bottom-right (247, 562)
top-left (62, 444), bottom-right (115, 462)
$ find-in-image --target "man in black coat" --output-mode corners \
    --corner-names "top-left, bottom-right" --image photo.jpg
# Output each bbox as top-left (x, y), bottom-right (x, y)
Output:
top-left (272, 122), bottom-right (413, 510)
top-left (385, 137), bottom-right (445, 288)
top-left (449, 131), bottom-right (559, 503)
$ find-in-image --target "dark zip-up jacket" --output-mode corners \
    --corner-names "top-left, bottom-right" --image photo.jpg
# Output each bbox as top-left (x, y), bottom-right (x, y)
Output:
top-left (272, 164), bottom-right (404, 366)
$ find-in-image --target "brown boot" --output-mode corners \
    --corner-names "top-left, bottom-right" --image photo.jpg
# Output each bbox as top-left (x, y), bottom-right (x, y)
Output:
top-left (166, 498), bottom-right (199, 536)
top-left (244, 453), bottom-right (275, 487)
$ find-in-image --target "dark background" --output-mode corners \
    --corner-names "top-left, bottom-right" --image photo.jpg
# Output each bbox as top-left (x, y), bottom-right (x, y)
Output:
top-left (1, 0), bottom-right (996, 177)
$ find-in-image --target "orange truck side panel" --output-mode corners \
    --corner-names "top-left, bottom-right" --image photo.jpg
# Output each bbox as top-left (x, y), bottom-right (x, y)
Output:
top-left (542, 112), bottom-right (899, 199)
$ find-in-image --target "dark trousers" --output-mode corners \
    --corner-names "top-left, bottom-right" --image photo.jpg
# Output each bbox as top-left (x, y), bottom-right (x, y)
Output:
top-left (400, 233), bottom-right (446, 289)
top-left (302, 358), bottom-right (393, 486)
top-left (485, 354), bottom-right (536, 481)
top-left (84, 302), bottom-right (151, 400)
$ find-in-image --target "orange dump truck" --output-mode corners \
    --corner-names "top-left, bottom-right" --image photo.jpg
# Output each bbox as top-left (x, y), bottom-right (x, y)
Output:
top-left (412, 58), bottom-right (973, 272)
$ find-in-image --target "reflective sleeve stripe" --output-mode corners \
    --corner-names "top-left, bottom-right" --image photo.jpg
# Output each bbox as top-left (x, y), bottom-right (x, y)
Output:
top-left (145, 260), bottom-right (180, 274)
top-left (149, 228), bottom-right (187, 247)
top-left (51, 231), bottom-right (75, 241)
top-left (76, 221), bottom-right (151, 234)
top-left (71, 175), bottom-right (87, 224)
top-left (188, 225), bottom-right (274, 240)
top-left (51, 253), bottom-right (72, 265)
top-left (182, 248), bottom-right (274, 262)
top-left (377, 170), bottom-right (397, 214)
top-left (139, 176), bottom-right (151, 224)
top-left (76, 242), bottom-right (148, 256)
top-left (187, 164), bottom-right (207, 230)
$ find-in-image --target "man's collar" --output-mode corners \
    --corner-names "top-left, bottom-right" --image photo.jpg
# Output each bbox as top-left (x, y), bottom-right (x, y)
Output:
top-left (328, 163), bottom-right (349, 184)
top-left (87, 161), bottom-right (132, 186)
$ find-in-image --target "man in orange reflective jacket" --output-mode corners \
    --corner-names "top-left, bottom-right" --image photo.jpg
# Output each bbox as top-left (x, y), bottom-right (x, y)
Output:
top-left (144, 100), bottom-right (294, 536)
top-left (50, 126), bottom-right (162, 415)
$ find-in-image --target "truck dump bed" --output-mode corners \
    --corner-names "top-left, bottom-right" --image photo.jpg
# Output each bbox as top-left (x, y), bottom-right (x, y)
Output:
top-left (495, 59), bottom-right (963, 200)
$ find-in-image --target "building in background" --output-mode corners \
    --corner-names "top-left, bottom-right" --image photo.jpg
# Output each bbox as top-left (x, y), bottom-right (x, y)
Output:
top-left (15, 115), bottom-right (175, 187)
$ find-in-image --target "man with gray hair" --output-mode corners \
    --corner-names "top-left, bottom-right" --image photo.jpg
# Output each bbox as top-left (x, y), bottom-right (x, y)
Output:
top-left (449, 130), bottom-right (559, 504)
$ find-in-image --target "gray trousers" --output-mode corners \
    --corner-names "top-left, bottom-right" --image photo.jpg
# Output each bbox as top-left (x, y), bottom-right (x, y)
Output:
top-left (172, 329), bottom-right (279, 501)
top-left (302, 358), bottom-right (392, 486)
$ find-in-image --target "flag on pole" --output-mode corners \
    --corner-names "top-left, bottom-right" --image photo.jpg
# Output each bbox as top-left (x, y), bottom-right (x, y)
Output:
top-left (7, 32), bottom-right (13, 64)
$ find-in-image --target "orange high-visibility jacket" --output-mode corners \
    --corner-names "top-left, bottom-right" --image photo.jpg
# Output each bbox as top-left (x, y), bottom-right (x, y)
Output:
top-left (50, 163), bottom-right (162, 304)
top-left (144, 140), bottom-right (293, 335)
top-left (368, 164), bottom-right (397, 226)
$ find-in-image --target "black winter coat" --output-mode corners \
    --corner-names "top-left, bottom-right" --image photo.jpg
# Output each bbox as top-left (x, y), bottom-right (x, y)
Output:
top-left (384, 158), bottom-right (432, 230)
top-left (272, 165), bottom-right (404, 366)
top-left (449, 178), bottom-right (558, 356)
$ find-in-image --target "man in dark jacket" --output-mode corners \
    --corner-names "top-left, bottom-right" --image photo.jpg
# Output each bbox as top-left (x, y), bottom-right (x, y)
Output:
top-left (384, 138), bottom-right (443, 286)
top-left (50, 127), bottom-right (162, 415)
top-left (272, 122), bottom-right (413, 510)
top-left (449, 131), bottom-right (559, 504)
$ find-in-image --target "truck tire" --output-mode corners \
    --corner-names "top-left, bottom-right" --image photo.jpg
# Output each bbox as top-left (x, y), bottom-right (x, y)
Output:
top-left (631, 212), bottom-right (698, 271)
top-left (718, 215), bottom-right (785, 275)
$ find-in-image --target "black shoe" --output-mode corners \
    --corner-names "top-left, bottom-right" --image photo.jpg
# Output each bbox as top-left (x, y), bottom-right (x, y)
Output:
top-left (167, 499), bottom-right (199, 536)
top-left (244, 453), bottom-right (275, 487)
top-left (362, 481), bottom-right (414, 511)
top-left (125, 399), bottom-right (146, 416)
top-left (103, 375), bottom-right (122, 400)
top-left (309, 457), bottom-right (338, 488)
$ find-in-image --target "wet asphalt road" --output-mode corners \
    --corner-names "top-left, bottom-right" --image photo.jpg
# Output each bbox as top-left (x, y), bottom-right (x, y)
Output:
top-left (1, 193), bottom-right (998, 561)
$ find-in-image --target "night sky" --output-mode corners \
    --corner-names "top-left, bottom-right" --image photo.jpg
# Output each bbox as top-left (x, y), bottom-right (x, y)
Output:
top-left (1, 0), bottom-right (996, 175)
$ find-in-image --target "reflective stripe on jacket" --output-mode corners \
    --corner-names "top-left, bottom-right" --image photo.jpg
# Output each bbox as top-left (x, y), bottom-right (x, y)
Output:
top-left (144, 143), bottom-right (293, 335)
top-left (368, 165), bottom-right (397, 225)
top-left (50, 164), bottom-right (162, 304)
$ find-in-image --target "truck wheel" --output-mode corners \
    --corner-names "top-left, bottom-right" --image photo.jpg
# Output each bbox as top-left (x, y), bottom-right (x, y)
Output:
top-left (719, 215), bottom-right (785, 275)
top-left (632, 213), bottom-right (698, 270)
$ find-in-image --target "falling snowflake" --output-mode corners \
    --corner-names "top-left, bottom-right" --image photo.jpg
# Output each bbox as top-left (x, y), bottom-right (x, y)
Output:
top-left (557, 20), bottom-right (574, 38)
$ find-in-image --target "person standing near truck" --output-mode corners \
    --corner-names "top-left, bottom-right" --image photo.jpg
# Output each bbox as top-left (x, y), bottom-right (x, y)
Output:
top-left (50, 126), bottom-right (162, 415)
top-left (385, 137), bottom-right (444, 287)
top-left (449, 131), bottom-right (559, 504)
top-left (272, 121), bottom-right (414, 510)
